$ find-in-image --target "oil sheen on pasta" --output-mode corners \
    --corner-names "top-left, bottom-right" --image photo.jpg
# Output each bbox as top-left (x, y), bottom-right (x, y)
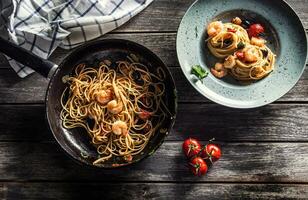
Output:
top-left (60, 58), bottom-right (168, 165)
top-left (207, 19), bottom-right (276, 81)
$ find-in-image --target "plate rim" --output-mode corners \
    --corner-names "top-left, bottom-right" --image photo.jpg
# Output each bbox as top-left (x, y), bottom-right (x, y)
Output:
top-left (176, 0), bottom-right (308, 109)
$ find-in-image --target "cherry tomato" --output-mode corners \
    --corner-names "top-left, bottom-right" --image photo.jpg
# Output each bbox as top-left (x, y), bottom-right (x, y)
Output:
top-left (248, 24), bottom-right (265, 38)
top-left (139, 110), bottom-right (151, 120)
top-left (182, 138), bottom-right (201, 158)
top-left (189, 157), bottom-right (208, 176)
top-left (201, 144), bottom-right (222, 162)
top-left (227, 28), bottom-right (237, 33)
top-left (235, 51), bottom-right (245, 60)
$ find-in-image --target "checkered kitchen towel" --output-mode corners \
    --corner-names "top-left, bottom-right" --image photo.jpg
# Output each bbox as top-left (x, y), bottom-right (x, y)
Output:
top-left (0, 0), bottom-right (153, 78)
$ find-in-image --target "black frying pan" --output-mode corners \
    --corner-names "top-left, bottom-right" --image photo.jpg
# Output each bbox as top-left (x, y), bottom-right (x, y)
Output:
top-left (0, 38), bottom-right (177, 168)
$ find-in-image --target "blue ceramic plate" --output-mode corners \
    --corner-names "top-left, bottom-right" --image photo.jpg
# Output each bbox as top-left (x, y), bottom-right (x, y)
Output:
top-left (177, 0), bottom-right (307, 108)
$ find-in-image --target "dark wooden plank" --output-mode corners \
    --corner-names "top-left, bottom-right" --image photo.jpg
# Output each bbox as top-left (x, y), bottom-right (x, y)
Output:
top-left (3, 27), bottom-right (308, 70)
top-left (0, 142), bottom-right (307, 182)
top-left (48, 33), bottom-right (177, 67)
top-left (174, 66), bottom-right (308, 103)
top-left (171, 103), bottom-right (308, 141)
top-left (0, 0), bottom-right (306, 68)
top-left (0, 0), bottom-right (307, 67)
top-left (0, 33), bottom-right (178, 69)
top-left (3, 183), bottom-right (308, 200)
top-left (0, 184), bottom-right (4, 200)
top-left (0, 105), bottom-right (47, 141)
top-left (0, 71), bottom-right (48, 104)
top-left (0, 104), bottom-right (308, 142)
top-left (0, 54), bottom-right (8, 68)
top-left (0, 66), bottom-right (308, 103)
top-left (115, 0), bottom-right (194, 32)
top-left (0, 0), bottom-right (304, 41)
top-left (115, 0), bottom-right (308, 32)
top-left (284, 0), bottom-right (308, 29)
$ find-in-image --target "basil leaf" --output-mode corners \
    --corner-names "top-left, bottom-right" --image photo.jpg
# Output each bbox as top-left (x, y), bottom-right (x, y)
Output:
top-left (191, 65), bottom-right (208, 81)
top-left (237, 41), bottom-right (245, 49)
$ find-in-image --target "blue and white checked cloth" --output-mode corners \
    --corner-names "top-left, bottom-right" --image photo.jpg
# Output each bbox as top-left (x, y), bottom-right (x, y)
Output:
top-left (0, 0), bottom-right (153, 77)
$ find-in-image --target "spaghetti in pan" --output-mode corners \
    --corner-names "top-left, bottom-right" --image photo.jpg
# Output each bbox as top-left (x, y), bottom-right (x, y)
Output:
top-left (60, 57), bottom-right (170, 165)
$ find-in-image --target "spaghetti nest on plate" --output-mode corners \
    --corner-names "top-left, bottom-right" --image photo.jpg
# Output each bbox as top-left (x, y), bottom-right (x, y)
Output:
top-left (207, 18), bottom-right (276, 81)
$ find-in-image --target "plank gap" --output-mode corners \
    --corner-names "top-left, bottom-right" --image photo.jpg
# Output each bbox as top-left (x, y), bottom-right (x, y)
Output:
top-left (1, 180), bottom-right (308, 185)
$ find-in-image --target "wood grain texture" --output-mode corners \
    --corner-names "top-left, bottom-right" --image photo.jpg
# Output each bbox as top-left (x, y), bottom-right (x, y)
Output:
top-left (0, 0), bottom-right (307, 67)
top-left (0, 66), bottom-right (308, 104)
top-left (3, 183), bottom-right (308, 200)
top-left (0, 33), bottom-right (178, 68)
top-left (2, 29), bottom-right (308, 70)
top-left (115, 0), bottom-right (308, 32)
top-left (0, 0), bottom-right (307, 196)
top-left (0, 104), bottom-right (308, 142)
top-left (0, 142), bottom-right (307, 182)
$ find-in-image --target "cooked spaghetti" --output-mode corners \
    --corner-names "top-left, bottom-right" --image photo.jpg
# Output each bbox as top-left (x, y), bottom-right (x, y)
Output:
top-left (60, 58), bottom-right (168, 165)
top-left (206, 18), bottom-right (276, 81)
top-left (230, 44), bottom-right (275, 80)
top-left (207, 23), bottom-right (250, 58)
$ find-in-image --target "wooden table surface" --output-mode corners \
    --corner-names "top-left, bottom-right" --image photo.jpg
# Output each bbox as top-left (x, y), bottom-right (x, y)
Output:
top-left (0, 0), bottom-right (308, 199)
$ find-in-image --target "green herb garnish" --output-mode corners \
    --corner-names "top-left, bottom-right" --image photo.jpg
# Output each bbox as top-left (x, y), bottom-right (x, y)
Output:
top-left (237, 41), bottom-right (245, 49)
top-left (191, 65), bottom-right (208, 81)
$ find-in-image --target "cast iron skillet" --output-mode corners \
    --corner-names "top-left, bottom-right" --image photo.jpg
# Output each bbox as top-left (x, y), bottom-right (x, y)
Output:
top-left (0, 38), bottom-right (177, 168)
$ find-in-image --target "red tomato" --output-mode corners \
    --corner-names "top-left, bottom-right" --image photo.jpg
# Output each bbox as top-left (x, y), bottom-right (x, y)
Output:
top-left (235, 51), bottom-right (245, 60)
top-left (227, 28), bottom-right (237, 33)
top-left (248, 24), bottom-right (265, 38)
top-left (201, 144), bottom-right (222, 162)
top-left (139, 110), bottom-right (151, 120)
top-left (189, 157), bottom-right (208, 176)
top-left (182, 138), bottom-right (201, 158)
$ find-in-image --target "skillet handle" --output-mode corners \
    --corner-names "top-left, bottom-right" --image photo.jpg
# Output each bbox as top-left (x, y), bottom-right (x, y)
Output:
top-left (0, 37), bottom-right (58, 78)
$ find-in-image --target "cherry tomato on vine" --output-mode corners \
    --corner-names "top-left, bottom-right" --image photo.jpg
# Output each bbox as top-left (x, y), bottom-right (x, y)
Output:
top-left (182, 138), bottom-right (201, 158)
top-left (200, 143), bottom-right (222, 162)
top-left (189, 157), bottom-right (208, 176)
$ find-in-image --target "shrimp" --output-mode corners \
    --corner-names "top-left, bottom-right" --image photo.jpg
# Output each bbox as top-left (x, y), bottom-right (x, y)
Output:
top-left (107, 100), bottom-right (123, 114)
top-left (244, 46), bottom-right (259, 62)
top-left (112, 120), bottom-right (128, 136)
top-left (232, 17), bottom-right (242, 25)
top-left (224, 55), bottom-right (236, 69)
top-left (250, 37), bottom-right (266, 47)
top-left (211, 63), bottom-right (228, 78)
top-left (207, 21), bottom-right (223, 37)
top-left (124, 154), bottom-right (133, 162)
top-left (96, 89), bottom-right (113, 105)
